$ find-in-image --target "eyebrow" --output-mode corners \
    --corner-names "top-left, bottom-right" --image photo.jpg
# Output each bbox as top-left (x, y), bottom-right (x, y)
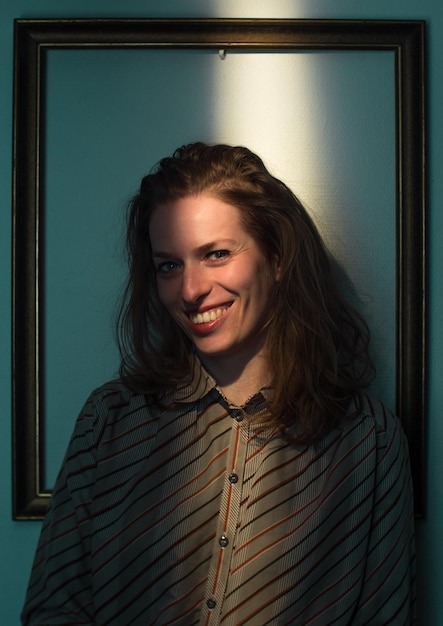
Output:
top-left (152, 239), bottom-right (239, 258)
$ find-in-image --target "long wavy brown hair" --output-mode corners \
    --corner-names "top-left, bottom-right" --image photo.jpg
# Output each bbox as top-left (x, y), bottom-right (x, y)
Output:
top-left (117, 142), bottom-right (374, 442)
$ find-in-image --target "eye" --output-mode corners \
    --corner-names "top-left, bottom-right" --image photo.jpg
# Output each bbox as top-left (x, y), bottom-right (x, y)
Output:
top-left (207, 249), bottom-right (230, 261)
top-left (157, 260), bottom-right (179, 273)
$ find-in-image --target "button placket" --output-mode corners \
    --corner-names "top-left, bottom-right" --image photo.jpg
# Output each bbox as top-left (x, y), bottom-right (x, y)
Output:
top-left (203, 417), bottom-right (248, 622)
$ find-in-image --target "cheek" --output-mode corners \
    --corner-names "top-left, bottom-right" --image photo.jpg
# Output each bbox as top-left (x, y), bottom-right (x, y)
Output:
top-left (155, 280), bottom-right (176, 309)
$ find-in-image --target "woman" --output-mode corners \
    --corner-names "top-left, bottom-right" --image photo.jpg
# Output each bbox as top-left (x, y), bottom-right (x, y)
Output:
top-left (22, 143), bottom-right (416, 625)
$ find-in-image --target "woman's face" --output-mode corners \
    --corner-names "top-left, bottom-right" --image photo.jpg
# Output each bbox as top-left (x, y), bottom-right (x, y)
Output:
top-left (149, 194), bottom-right (280, 370)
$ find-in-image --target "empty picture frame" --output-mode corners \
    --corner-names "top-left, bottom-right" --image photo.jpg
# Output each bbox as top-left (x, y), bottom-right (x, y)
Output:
top-left (12, 18), bottom-right (426, 519)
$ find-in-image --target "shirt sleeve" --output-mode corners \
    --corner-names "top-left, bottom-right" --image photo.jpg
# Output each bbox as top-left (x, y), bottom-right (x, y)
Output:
top-left (352, 399), bottom-right (417, 624)
top-left (21, 393), bottom-right (100, 625)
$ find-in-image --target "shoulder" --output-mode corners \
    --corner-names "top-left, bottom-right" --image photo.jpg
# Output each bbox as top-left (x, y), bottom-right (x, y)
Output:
top-left (356, 394), bottom-right (400, 431)
top-left (357, 394), bottom-right (406, 443)
top-left (72, 380), bottom-right (159, 448)
top-left (344, 394), bottom-right (410, 469)
top-left (82, 379), bottom-right (159, 412)
top-left (84, 379), bottom-right (144, 410)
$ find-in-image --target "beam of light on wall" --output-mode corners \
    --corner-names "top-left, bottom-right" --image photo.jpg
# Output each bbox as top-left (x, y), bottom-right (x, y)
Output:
top-left (208, 51), bottom-right (322, 212)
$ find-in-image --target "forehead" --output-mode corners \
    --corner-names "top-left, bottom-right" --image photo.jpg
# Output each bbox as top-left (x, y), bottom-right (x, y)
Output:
top-left (149, 195), bottom-right (248, 247)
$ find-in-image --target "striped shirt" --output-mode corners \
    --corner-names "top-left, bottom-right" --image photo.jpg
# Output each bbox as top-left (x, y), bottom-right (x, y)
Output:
top-left (22, 357), bottom-right (416, 625)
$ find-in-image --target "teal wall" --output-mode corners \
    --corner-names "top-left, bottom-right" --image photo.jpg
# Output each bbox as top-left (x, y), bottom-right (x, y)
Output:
top-left (1, 1), bottom-right (441, 623)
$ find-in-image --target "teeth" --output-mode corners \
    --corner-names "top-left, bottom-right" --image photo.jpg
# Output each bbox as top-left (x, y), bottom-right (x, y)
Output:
top-left (190, 308), bottom-right (227, 324)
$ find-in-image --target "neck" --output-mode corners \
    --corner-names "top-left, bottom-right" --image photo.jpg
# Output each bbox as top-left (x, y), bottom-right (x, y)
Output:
top-left (199, 349), bottom-right (271, 407)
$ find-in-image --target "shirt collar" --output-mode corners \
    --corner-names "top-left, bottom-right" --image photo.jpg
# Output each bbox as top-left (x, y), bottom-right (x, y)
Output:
top-left (159, 353), bottom-right (218, 405)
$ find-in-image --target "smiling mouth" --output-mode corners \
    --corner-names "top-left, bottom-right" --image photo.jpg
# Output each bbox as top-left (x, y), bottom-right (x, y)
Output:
top-left (188, 306), bottom-right (230, 324)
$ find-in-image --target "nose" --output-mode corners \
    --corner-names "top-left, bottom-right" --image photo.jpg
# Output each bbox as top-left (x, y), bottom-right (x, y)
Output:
top-left (181, 264), bottom-right (212, 304)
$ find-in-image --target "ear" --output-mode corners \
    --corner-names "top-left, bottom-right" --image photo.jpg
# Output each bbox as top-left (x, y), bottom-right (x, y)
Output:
top-left (273, 256), bottom-right (282, 282)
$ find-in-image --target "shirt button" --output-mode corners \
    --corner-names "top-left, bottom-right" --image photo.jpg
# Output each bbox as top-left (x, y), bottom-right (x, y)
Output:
top-left (207, 598), bottom-right (217, 609)
top-left (229, 473), bottom-right (239, 484)
top-left (231, 409), bottom-right (243, 422)
top-left (219, 535), bottom-right (229, 547)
